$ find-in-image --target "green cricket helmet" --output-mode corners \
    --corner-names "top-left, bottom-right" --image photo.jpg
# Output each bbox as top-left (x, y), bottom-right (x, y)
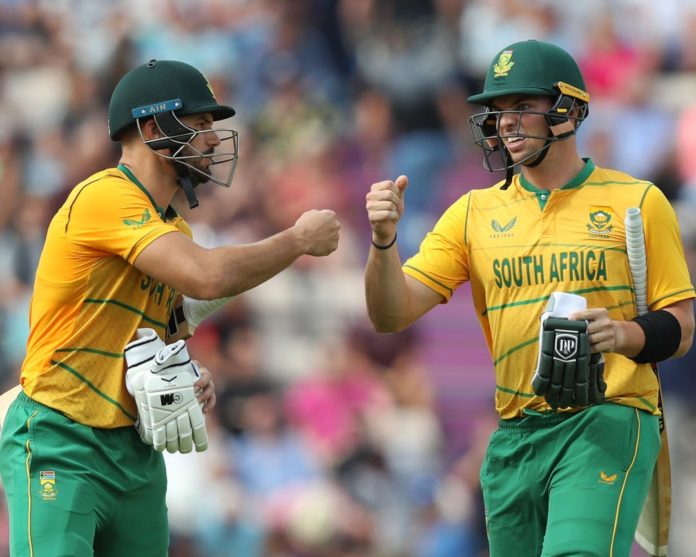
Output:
top-left (467, 40), bottom-right (590, 181)
top-left (108, 59), bottom-right (239, 208)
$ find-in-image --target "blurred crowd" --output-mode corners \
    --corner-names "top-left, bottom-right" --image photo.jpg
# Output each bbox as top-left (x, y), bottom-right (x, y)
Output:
top-left (2, 0), bottom-right (696, 556)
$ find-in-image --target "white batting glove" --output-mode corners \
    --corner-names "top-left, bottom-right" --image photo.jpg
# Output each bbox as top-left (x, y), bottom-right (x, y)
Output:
top-left (124, 328), bottom-right (165, 445)
top-left (145, 340), bottom-right (208, 453)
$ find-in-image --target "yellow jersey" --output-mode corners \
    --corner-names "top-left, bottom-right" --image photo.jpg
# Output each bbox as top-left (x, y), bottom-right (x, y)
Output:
top-left (404, 159), bottom-right (695, 418)
top-left (21, 165), bottom-right (190, 428)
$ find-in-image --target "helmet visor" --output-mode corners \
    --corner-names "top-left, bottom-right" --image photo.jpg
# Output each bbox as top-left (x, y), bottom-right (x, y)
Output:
top-left (140, 112), bottom-right (239, 188)
top-left (468, 101), bottom-right (587, 172)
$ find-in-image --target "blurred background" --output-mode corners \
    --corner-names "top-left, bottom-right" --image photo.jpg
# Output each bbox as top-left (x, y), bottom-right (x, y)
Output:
top-left (1, 0), bottom-right (696, 555)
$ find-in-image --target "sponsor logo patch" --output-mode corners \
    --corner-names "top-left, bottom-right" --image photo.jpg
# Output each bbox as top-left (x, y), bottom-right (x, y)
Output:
top-left (490, 217), bottom-right (517, 238)
top-left (599, 470), bottom-right (618, 485)
top-left (123, 208), bottom-right (152, 229)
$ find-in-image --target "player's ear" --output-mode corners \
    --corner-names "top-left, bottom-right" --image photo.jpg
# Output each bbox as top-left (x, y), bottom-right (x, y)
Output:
top-left (137, 117), bottom-right (161, 140)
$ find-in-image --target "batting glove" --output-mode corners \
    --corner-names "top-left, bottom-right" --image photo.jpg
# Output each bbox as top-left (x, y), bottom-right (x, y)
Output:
top-left (531, 292), bottom-right (607, 409)
top-left (145, 340), bottom-right (208, 453)
top-left (124, 328), bottom-right (165, 445)
top-left (532, 316), bottom-right (592, 408)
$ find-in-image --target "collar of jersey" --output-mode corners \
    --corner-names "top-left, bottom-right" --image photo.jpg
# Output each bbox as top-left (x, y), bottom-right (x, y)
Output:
top-left (519, 158), bottom-right (595, 194)
top-left (117, 163), bottom-right (178, 221)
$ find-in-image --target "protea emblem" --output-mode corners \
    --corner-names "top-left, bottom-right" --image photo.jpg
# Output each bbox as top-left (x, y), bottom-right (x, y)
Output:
top-left (587, 209), bottom-right (613, 235)
top-left (493, 51), bottom-right (515, 77)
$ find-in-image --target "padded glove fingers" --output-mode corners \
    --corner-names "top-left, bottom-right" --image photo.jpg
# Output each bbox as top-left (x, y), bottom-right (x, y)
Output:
top-left (574, 354), bottom-right (590, 407)
top-left (190, 404), bottom-right (208, 452)
top-left (558, 357), bottom-right (577, 409)
top-left (587, 353), bottom-right (607, 405)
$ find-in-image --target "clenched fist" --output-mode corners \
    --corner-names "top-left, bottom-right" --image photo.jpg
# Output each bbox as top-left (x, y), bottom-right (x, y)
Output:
top-left (366, 175), bottom-right (408, 244)
top-left (293, 209), bottom-right (341, 256)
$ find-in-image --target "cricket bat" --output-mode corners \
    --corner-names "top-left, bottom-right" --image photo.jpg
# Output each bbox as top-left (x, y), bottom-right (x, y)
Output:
top-left (627, 207), bottom-right (670, 557)
top-left (166, 295), bottom-right (232, 342)
top-left (166, 295), bottom-right (192, 341)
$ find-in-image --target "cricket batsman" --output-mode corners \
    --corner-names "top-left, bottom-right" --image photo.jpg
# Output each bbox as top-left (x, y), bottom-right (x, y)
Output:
top-left (364, 39), bottom-right (694, 556)
top-left (0, 59), bottom-right (340, 556)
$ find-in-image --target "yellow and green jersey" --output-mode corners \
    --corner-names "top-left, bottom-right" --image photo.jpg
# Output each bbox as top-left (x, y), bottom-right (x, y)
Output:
top-left (21, 165), bottom-right (190, 428)
top-left (404, 159), bottom-right (695, 419)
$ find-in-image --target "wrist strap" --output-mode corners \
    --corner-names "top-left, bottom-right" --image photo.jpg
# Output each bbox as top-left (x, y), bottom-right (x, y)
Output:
top-left (630, 309), bottom-right (682, 363)
top-left (371, 233), bottom-right (397, 250)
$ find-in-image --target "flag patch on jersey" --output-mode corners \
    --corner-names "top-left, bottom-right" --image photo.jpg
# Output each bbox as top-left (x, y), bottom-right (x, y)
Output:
top-left (39, 470), bottom-right (58, 500)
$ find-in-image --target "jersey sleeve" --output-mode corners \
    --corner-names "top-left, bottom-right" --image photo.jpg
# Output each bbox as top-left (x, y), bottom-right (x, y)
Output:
top-left (66, 179), bottom-right (181, 264)
top-left (403, 193), bottom-right (471, 301)
top-left (641, 185), bottom-right (696, 309)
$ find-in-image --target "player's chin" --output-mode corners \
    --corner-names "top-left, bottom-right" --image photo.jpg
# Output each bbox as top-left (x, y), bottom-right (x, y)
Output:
top-left (189, 169), bottom-right (211, 187)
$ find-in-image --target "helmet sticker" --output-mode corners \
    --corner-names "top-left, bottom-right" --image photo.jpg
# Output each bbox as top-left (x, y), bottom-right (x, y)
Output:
top-left (131, 99), bottom-right (183, 118)
top-left (493, 50), bottom-right (515, 77)
top-left (556, 81), bottom-right (590, 102)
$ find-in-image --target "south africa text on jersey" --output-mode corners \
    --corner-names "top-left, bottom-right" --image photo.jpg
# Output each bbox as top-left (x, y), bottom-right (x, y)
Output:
top-left (492, 250), bottom-right (607, 288)
top-left (140, 275), bottom-right (178, 313)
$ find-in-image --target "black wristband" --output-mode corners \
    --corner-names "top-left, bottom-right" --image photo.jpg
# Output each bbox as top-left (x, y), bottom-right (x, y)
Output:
top-left (371, 233), bottom-right (397, 250)
top-left (631, 309), bottom-right (682, 363)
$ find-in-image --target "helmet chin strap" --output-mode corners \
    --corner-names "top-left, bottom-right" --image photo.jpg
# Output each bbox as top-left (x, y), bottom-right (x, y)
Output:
top-left (523, 133), bottom-right (553, 169)
top-left (500, 133), bottom-right (553, 190)
top-left (174, 162), bottom-right (200, 209)
top-left (500, 151), bottom-right (515, 190)
top-left (145, 112), bottom-right (201, 209)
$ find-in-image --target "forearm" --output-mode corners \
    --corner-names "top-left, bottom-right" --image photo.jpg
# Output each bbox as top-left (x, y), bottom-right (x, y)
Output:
top-left (137, 209), bottom-right (339, 300)
top-left (612, 319), bottom-right (646, 358)
top-left (364, 245), bottom-right (412, 332)
top-left (613, 303), bottom-right (694, 360)
top-left (203, 228), bottom-right (305, 298)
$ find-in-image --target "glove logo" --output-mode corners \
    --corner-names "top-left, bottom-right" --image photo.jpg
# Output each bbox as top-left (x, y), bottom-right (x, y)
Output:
top-left (160, 392), bottom-right (183, 406)
top-left (554, 332), bottom-right (578, 360)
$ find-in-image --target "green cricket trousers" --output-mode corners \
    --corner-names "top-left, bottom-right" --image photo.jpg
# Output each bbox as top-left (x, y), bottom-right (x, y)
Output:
top-left (480, 403), bottom-right (660, 557)
top-left (0, 391), bottom-right (169, 557)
